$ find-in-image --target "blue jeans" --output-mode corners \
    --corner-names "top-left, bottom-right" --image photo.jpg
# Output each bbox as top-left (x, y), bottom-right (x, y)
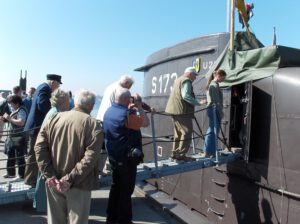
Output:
top-left (203, 107), bottom-right (220, 156)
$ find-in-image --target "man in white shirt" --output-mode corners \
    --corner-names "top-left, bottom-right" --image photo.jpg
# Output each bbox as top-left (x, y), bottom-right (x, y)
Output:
top-left (96, 75), bottom-right (134, 174)
top-left (96, 75), bottom-right (134, 122)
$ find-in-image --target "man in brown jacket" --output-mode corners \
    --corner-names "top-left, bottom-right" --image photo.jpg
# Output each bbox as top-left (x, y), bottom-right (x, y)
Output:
top-left (35, 89), bottom-right (103, 224)
top-left (165, 67), bottom-right (202, 162)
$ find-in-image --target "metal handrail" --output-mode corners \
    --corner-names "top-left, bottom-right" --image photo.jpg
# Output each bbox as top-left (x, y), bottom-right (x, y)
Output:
top-left (150, 112), bottom-right (159, 178)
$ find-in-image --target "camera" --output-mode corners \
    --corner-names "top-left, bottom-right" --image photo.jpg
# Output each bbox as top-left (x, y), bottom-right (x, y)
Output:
top-left (130, 96), bottom-right (135, 103)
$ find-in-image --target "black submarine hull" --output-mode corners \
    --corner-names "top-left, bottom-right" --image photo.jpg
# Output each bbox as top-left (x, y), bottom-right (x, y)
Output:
top-left (137, 32), bottom-right (300, 223)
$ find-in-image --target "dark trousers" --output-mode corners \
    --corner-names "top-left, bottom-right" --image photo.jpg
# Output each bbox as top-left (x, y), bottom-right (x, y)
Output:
top-left (106, 160), bottom-right (137, 224)
top-left (24, 133), bottom-right (38, 186)
top-left (6, 146), bottom-right (25, 177)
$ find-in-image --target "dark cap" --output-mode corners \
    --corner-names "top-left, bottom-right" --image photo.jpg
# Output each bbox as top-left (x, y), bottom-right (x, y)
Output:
top-left (47, 74), bottom-right (62, 84)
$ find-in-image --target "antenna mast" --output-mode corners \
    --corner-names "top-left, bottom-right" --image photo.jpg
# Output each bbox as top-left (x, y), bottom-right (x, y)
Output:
top-left (226, 0), bottom-right (231, 32)
top-left (230, 0), bottom-right (235, 51)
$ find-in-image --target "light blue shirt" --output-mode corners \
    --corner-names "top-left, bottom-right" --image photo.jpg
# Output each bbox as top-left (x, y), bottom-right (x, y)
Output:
top-left (42, 107), bottom-right (59, 127)
top-left (181, 80), bottom-right (200, 106)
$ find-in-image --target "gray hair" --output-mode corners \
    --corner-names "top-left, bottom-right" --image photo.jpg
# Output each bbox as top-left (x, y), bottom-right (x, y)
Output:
top-left (74, 89), bottom-right (96, 107)
top-left (119, 75), bottom-right (134, 87)
top-left (115, 87), bottom-right (131, 104)
top-left (50, 89), bottom-right (69, 107)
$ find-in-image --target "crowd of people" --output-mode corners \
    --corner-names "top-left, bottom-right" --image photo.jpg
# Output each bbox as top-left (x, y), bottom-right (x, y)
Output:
top-left (0, 66), bottom-right (226, 224)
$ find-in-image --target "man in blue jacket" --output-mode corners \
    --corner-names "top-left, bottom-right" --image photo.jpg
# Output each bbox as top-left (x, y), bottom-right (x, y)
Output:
top-left (24, 74), bottom-right (62, 187)
top-left (103, 88), bottom-right (149, 224)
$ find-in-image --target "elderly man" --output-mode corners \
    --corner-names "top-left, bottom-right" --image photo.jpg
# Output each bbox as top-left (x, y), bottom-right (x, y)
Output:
top-left (24, 74), bottom-right (62, 187)
top-left (97, 75), bottom-right (134, 122)
top-left (97, 75), bottom-right (135, 174)
top-left (35, 89), bottom-right (103, 224)
top-left (165, 66), bottom-right (202, 162)
top-left (103, 87), bottom-right (149, 224)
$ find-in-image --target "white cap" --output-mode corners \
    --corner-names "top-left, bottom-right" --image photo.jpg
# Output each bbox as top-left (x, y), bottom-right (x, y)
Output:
top-left (184, 66), bottom-right (199, 76)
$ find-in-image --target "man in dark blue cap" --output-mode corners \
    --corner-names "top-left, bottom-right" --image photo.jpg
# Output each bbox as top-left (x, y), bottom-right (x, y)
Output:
top-left (24, 74), bottom-right (62, 187)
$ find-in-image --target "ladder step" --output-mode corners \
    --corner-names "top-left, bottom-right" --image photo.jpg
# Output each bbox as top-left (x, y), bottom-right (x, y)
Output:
top-left (208, 207), bottom-right (225, 217)
top-left (211, 179), bottom-right (226, 187)
top-left (210, 194), bottom-right (226, 202)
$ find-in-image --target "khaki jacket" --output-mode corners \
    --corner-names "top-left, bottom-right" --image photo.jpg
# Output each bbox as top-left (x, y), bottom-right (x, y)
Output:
top-left (35, 108), bottom-right (104, 191)
top-left (165, 75), bottom-right (195, 115)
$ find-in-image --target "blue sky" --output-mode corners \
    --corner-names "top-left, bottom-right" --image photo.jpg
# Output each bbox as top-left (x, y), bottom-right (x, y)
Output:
top-left (0, 0), bottom-right (299, 96)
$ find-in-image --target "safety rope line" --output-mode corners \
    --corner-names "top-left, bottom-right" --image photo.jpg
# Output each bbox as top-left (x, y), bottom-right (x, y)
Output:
top-left (0, 155), bottom-right (27, 161)
top-left (0, 105), bottom-right (229, 168)
top-left (0, 126), bottom-right (41, 136)
top-left (0, 162), bottom-right (37, 170)
top-left (143, 104), bottom-right (228, 149)
top-left (150, 104), bottom-right (213, 116)
top-left (142, 134), bottom-right (205, 147)
top-left (142, 132), bottom-right (227, 148)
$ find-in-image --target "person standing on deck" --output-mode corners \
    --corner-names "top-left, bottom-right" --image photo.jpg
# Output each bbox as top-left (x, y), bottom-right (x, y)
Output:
top-left (97, 75), bottom-right (155, 122)
top-left (24, 74), bottom-right (62, 188)
top-left (34, 89), bottom-right (70, 213)
top-left (103, 88), bottom-right (149, 224)
top-left (203, 69), bottom-right (226, 157)
top-left (1, 95), bottom-right (27, 179)
top-left (97, 75), bottom-right (134, 122)
top-left (35, 89), bottom-right (103, 224)
top-left (23, 87), bottom-right (36, 113)
top-left (165, 66), bottom-right (203, 162)
top-left (0, 92), bottom-right (10, 143)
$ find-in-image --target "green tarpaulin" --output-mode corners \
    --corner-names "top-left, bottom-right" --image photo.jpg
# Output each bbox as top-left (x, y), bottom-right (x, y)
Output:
top-left (206, 32), bottom-right (300, 87)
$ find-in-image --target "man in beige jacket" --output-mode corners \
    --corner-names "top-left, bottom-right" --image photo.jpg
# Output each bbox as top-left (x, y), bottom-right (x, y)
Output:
top-left (165, 67), bottom-right (202, 162)
top-left (35, 89), bottom-right (103, 224)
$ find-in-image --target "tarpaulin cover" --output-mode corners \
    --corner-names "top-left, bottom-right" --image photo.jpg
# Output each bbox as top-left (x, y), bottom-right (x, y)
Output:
top-left (207, 32), bottom-right (300, 87)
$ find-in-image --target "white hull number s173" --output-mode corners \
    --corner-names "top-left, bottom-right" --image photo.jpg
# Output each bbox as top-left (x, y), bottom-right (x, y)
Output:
top-left (151, 73), bottom-right (177, 94)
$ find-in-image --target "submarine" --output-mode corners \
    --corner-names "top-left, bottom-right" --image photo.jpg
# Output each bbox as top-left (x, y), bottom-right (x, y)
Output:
top-left (135, 31), bottom-right (300, 223)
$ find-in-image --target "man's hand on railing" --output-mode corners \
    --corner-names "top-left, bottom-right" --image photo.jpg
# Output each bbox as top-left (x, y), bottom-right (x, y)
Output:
top-left (199, 99), bottom-right (207, 105)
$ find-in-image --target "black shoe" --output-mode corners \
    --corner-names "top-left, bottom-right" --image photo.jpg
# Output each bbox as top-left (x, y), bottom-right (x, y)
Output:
top-left (2, 173), bottom-right (16, 178)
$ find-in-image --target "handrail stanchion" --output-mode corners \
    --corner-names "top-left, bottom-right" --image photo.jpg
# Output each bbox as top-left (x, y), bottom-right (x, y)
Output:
top-left (213, 105), bottom-right (219, 163)
top-left (150, 112), bottom-right (159, 178)
top-left (191, 132), bottom-right (196, 154)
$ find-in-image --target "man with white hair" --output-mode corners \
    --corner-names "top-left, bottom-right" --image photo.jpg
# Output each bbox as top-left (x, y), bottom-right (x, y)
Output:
top-left (103, 87), bottom-right (149, 224)
top-left (96, 75), bottom-right (135, 175)
top-left (35, 89), bottom-right (103, 224)
top-left (97, 75), bottom-right (134, 122)
top-left (165, 66), bottom-right (203, 162)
